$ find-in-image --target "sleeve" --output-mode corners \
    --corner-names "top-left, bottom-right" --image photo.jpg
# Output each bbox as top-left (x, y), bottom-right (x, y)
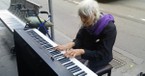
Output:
top-left (72, 27), bottom-right (84, 49)
top-left (81, 22), bottom-right (117, 61)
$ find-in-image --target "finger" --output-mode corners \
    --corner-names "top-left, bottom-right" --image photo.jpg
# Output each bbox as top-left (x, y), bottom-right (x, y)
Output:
top-left (70, 51), bottom-right (74, 57)
top-left (67, 51), bottom-right (75, 58)
top-left (65, 50), bottom-right (73, 58)
top-left (64, 53), bottom-right (70, 58)
top-left (56, 47), bottom-right (63, 51)
top-left (54, 46), bottom-right (58, 50)
top-left (72, 53), bottom-right (76, 58)
top-left (66, 49), bottom-right (70, 52)
top-left (54, 46), bottom-right (60, 50)
top-left (64, 50), bottom-right (69, 58)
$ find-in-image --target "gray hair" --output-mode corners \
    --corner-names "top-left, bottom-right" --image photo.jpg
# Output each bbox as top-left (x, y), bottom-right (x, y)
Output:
top-left (78, 0), bottom-right (101, 21)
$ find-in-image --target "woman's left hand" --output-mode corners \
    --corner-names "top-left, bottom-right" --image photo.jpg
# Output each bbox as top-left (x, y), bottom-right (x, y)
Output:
top-left (64, 49), bottom-right (85, 58)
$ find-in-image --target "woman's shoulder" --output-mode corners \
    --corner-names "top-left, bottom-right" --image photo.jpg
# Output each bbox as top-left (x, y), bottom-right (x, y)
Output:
top-left (101, 21), bottom-right (117, 35)
top-left (105, 21), bottom-right (116, 30)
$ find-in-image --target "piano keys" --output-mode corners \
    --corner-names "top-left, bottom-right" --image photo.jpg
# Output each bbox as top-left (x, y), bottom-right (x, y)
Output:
top-left (14, 29), bottom-right (97, 76)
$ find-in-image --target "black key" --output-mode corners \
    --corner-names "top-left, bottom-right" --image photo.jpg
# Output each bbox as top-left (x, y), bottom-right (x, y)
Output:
top-left (42, 45), bottom-right (50, 49)
top-left (38, 38), bottom-right (44, 42)
top-left (42, 41), bottom-right (48, 44)
top-left (42, 44), bottom-right (51, 48)
top-left (78, 72), bottom-right (87, 76)
top-left (35, 36), bottom-right (40, 39)
top-left (48, 49), bottom-right (55, 52)
top-left (58, 58), bottom-right (70, 64)
top-left (75, 71), bottom-right (87, 76)
top-left (69, 66), bottom-right (81, 73)
top-left (53, 53), bottom-right (63, 57)
top-left (39, 41), bottom-right (45, 45)
top-left (68, 66), bottom-right (81, 72)
top-left (35, 39), bottom-right (40, 42)
top-left (64, 62), bottom-right (75, 68)
top-left (50, 51), bottom-right (61, 55)
top-left (71, 68), bottom-right (82, 74)
top-left (39, 41), bottom-right (47, 45)
top-left (45, 43), bottom-right (52, 47)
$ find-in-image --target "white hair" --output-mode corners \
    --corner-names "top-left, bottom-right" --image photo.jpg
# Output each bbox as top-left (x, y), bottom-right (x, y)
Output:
top-left (78, 0), bottom-right (101, 20)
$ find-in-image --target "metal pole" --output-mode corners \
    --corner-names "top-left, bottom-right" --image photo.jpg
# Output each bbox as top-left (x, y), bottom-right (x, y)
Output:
top-left (48, 0), bottom-right (54, 41)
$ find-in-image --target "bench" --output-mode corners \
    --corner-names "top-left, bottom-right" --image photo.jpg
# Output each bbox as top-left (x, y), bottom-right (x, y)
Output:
top-left (96, 64), bottom-right (113, 76)
top-left (0, 0), bottom-right (54, 54)
top-left (0, 0), bottom-right (42, 33)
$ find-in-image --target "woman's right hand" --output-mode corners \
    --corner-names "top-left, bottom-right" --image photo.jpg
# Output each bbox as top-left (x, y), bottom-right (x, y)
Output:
top-left (55, 44), bottom-right (69, 51)
top-left (55, 42), bottom-right (75, 51)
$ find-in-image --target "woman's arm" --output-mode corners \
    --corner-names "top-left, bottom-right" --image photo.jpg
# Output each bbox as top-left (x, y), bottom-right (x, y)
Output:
top-left (73, 27), bottom-right (84, 49)
top-left (81, 22), bottom-right (117, 61)
top-left (55, 27), bottom-right (84, 51)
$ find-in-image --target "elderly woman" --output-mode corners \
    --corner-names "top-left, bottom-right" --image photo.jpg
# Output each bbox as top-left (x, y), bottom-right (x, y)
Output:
top-left (55, 0), bottom-right (117, 72)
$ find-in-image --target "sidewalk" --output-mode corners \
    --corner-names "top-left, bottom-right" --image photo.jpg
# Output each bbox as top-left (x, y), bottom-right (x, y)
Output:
top-left (0, 19), bottom-right (18, 76)
top-left (0, 0), bottom-right (18, 76)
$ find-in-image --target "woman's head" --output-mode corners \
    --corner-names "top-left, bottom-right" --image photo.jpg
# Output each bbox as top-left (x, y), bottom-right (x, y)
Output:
top-left (78, 0), bottom-right (101, 27)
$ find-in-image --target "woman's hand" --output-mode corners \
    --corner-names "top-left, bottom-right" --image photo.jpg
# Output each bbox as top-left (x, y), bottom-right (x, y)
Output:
top-left (55, 44), bottom-right (69, 51)
top-left (64, 49), bottom-right (85, 58)
top-left (55, 42), bottom-right (75, 51)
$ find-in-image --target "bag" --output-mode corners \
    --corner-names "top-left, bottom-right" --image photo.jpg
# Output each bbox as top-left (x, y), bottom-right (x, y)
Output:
top-left (25, 16), bottom-right (53, 28)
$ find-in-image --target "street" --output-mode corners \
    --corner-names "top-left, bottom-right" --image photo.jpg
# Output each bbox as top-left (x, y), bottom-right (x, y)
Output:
top-left (0, 0), bottom-right (145, 76)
